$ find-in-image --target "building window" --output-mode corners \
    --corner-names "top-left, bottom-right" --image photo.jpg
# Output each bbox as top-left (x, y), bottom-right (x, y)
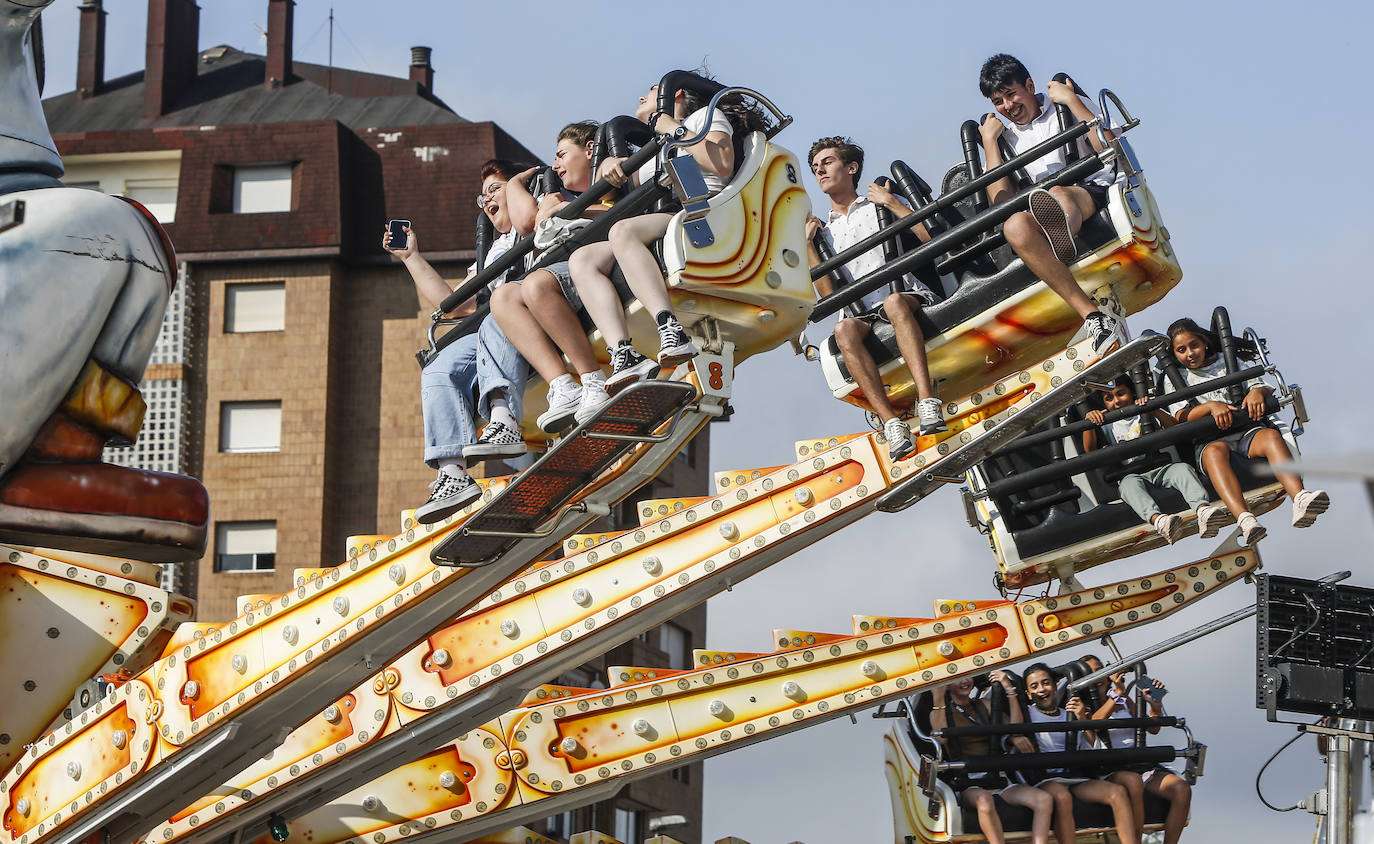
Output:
top-left (232, 164), bottom-right (294, 213)
top-left (613, 807), bottom-right (643, 844)
top-left (124, 177), bottom-right (178, 223)
top-left (220, 401), bottom-right (282, 453)
top-left (662, 622), bottom-right (692, 670)
top-left (543, 811), bottom-right (574, 839)
top-left (215, 521), bottom-right (276, 572)
top-left (670, 763), bottom-right (691, 784)
top-left (225, 282), bottom-right (286, 333)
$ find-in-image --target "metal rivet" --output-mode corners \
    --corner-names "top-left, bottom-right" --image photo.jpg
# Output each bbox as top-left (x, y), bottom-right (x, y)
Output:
top-left (16, 798), bottom-right (29, 815)
top-left (67, 761), bottom-right (81, 780)
top-left (332, 596), bottom-right (349, 616)
top-left (793, 488), bottom-right (813, 506)
top-left (111, 730), bottom-right (128, 750)
top-left (708, 699), bottom-right (727, 717)
top-left (439, 771), bottom-right (457, 789)
top-left (182, 681), bottom-right (200, 700)
top-left (432, 648), bottom-right (452, 667)
top-left (862, 660), bottom-right (881, 678)
top-left (388, 564), bottom-right (405, 584)
top-left (232, 654), bottom-right (247, 674)
top-left (499, 620), bottom-right (519, 638)
top-left (782, 681), bottom-right (802, 699)
top-left (323, 705), bottom-right (341, 723)
top-left (718, 522), bottom-right (739, 541)
top-left (642, 556), bottom-right (662, 576)
top-left (282, 625), bottom-right (299, 646)
top-left (632, 719), bottom-right (653, 736)
top-left (938, 641), bottom-right (957, 657)
top-left (572, 587), bottom-right (592, 606)
top-left (362, 796), bottom-right (380, 813)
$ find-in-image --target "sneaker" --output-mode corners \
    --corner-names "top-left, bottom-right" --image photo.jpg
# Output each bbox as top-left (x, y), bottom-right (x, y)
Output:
top-left (463, 420), bottom-right (526, 462)
top-left (574, 379), bottom-right (612, 426)
top-left (1027, 187), bottom-right (1078, 264)
top-left (1084, 311), bottom-right (1125, 358)
top-left (415, 472), bottom-right (481, 525)
top-left (537, 379), bottom-right (581, 433)
top-left (917, 397), bottom-right (948, 436)
top-left (1153, 512), bottom-right (1184, 544)
top-left (605, 342), bottom-right (659, 396)
top-left (1291, 489), bottom-right (1330, 528)
top-left (883, 417), bottom-right (915, 461)
top-left (1237, 512), bottom-right (1267, 546)
top-left (1196, 504), bottom-right (1230, 539)
top-left (655, 316), bottom-right (699, 368)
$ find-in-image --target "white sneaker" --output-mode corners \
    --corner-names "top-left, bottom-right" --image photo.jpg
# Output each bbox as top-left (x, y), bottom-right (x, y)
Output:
top-left (883, 417), bottom-right (915, 461)
top-left (1153, 512), bottom-right (1184, 544)
top-left (1291, 489), bottom-right (1329, 528)
top-left (537, 379), bottom-right (581, 433)
top-left (1084, 311), bottom-right (1126, 359)
top-left (917, 398), bottom-right (948, 436)
top-left (1237, 512), bottom-right (1267, 545)
top-left (574, 378), bottom-right (612, 426)
top-left (1195, 504), bottom-right (1230, 539)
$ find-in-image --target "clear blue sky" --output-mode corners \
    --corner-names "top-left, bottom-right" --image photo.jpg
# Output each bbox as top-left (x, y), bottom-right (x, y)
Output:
top-left (38, 1), bottom-right (1374, 842)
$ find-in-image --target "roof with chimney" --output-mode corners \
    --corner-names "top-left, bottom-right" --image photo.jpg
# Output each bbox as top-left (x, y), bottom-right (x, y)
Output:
top-left (44, 45), bottom-right (465, 134)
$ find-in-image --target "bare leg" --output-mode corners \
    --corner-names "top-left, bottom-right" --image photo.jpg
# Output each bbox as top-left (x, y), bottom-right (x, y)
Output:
top-left (1147, 772), bottom-right (1192, 844)
top-left (961, 787), bottom-right (1006, 844)
top-left (1001, 784), bottom-right (1054, 844)
top-left (569, 242), bottom-right (632, 348)
top-left (608, 213), bottom-right (675, 316)
top-left (1109, 770), bottom-right (1147, 840)
top-left (1072, 778), bottom-right (1139, 844)
top-left (1247, 428), bottom-right (1304, 498)
top-left (834, 317), bottom-right (897, 422)
top-left (489, 280), bottom-right (568, 384)
top-left (884, 292), bottom-right (935, 402)
top-left (1002, 184), bottom-right (1099, 319)
top-left (1199, 440), bottom-right (1248, 516)
top-left (521, 270), bottom-right (601, 374)
top-left (1040, 781), bottom-right (1077, 844)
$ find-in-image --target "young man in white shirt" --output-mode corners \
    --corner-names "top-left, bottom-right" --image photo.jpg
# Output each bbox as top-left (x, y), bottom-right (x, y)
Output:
top-left (805, 136), bottom-right (946, 461)
top-left (977, 54), bottom-right (1126, 358)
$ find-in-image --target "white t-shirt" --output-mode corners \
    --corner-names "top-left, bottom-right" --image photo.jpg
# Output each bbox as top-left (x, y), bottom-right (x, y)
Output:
top-left (1100, 414), bottom-right (1144, 446)
top-left (999, 93), bottom-right (1116, 187)
top-left (462, 229), bottom-right (519, 293)
top-left (1166, 357), bottom-right (1268, 416)
top-left (636, 106), bottom-right (735, 194)
top-left (1026, 704), bottom-right (1093, 755)
top-left (821, 196), bottom-right (937, 313)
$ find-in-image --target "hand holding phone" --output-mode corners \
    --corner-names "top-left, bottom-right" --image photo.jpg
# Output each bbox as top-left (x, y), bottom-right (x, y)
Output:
top-left (387, 219), bottom-right (411, 251)
top-left (1139, 675), bottom-right (1168, 700)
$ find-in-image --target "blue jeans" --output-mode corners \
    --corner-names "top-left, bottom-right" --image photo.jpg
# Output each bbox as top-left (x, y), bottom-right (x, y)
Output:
top-left (421, 316), bottom-right (525, 467)
top-left (1118, 462), bottom-right (1211, 523)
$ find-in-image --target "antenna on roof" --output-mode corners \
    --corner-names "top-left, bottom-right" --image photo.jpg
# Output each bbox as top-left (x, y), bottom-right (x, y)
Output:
top-left (326, 4), bottom-right (334, 94)
top-left (252, 23), bottom-right (267, 46)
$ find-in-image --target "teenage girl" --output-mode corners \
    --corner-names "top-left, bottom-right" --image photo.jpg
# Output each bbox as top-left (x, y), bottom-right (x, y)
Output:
top-left (1166, 317), bottom-right (1328, 544)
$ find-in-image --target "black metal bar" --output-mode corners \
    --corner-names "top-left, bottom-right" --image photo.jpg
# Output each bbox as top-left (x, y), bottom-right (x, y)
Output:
top-left (808, 146), bottom-right (1103, 323)
top-left (1212, 306), bottom-right (1243, 406)
top-left (811, 234), bottom-right (865, 321)
top-left (937, 716), bottom-right (1178, 739)
top-left (872, 177), bottom-right (904, 297)
top-left (810, 120), bottom-right (1094, 285)
top-left (952, 746), bottom-right (1176, 774)
top-left (437, 139), bottom-right (665, 315)
top-left (960, 120), bottom-right (989, 215)
top-left (995, 364), bottom-right (1268, 454)
top-left (1051, 72), bottom-right (1084, 165)
top-left (935, 231), bottom-right (1006, 275)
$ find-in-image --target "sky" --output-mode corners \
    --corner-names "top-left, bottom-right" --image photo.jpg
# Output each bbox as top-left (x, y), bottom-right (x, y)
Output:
top-left (35, 1), bottom-right (1374, 842)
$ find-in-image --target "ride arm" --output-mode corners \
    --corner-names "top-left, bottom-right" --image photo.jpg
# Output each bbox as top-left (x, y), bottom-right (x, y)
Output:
top-left (504, 167), bottom-right (541, 237)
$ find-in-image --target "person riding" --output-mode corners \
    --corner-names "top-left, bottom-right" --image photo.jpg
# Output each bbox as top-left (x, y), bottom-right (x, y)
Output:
top-left (384, 159), bottom-right (528, 523)
top-left (805, 135), bottom-right (947, 460)
top-left (977, 53), bottom-right (1126, 359)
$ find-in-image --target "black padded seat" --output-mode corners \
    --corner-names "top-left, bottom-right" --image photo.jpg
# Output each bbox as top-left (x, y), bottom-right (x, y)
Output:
top-left (824, 205), bottom-right (1119, 382)
top-left (964, 790), bottom-right (1172, 834)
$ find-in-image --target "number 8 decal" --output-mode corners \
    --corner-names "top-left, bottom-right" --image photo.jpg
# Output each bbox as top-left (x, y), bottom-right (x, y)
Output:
top-left (708, 361), bottom-right (725, 390)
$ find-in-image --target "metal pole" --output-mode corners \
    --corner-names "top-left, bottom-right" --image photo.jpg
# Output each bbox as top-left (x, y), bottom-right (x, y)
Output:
top-left (1328, 725), bottom-right (1351, 844)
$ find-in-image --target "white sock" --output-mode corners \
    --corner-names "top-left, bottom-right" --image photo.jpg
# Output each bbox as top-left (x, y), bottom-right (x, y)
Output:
top-left (438, 458), bottom-right (467, 479)
top-left (488, 396), bottom-right (519, 429)
top-left (1237, 510), bottom-right (1255, 521)
top-left (580, 370), bottom-right (606, 387)
top-left (549, 373), bottom-right (576, 392)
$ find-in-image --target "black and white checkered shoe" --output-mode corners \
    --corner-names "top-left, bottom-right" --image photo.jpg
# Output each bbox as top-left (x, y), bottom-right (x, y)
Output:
top-left (1028, 187), bottom-right (1078, 264)
top-left (415, 472), bottom-right (481, 524)
top-left (1084, 311), bottom-right (1125, 358)
top-left (463, 420), bottom-right (526, 462)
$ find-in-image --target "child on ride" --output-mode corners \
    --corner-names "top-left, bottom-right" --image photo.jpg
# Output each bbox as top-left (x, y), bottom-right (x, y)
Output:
top-left (930, 671), bottom-right (1075, 844)
top-left (383, 159), bottom-right (527, 524)
top-left (977, 54), bottom-right (1125, 359)
top-left (1020, 663), bottom-right (1141, 844)
top-left (571, 80), bottom-right (763, 410)
top-left (1165, 317), bottom-right (1328, 544)
top-left (490, 121), bottom-right (612, 433)
top-left (1081, 375), bottom-right (1228, 544)
top-left (805, 136), bottom-right (945, 460)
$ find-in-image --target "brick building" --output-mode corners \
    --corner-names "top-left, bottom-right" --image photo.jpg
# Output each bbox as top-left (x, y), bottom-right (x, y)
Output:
top-left (42, 1), bottom-right (709, 840)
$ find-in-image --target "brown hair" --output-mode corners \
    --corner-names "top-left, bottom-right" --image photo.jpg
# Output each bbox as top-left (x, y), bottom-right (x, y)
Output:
top-left (478, 158), bottom-right (519, 181)
top-left (557, 120), bottom-right (599, 148)
top-left (808, 136), bottom-right (864, 189)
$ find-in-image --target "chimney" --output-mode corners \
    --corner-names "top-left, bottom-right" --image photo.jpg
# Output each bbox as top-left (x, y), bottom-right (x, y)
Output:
top-left (77, 0), bottom-right (106, 99)
top-left (143, 0), bottom-right (200, 119)
top-left (265, 0), bottom-right (294, 89)
top-left (409, 46), bottom-right (432, 92)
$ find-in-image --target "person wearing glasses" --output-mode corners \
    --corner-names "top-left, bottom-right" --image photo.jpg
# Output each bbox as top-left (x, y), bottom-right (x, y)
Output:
top-left (383, 158), bottom-right (528, 523)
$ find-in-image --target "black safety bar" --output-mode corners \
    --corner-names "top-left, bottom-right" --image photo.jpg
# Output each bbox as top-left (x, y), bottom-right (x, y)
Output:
top-left (959, 120), bottom-right (990, 216)
top-left (985, 404), bottom-right (1277, 498)
top-left (810, 234), bottom-right (866, 321)
top-left (1213, 306), bottom-right (1243, 406)
top-left (936, 715), bottom-right (1178, 739)
top-left (951, 746), bottom-right (1176, 774)
top-left (871, 177), bottom-right (905, 298)
top-left (1051, 72), bottom-right (1088, 165)
top-left (591, 115), bottom-right (654, 176)
top-left (995, 364), bottom-right (1268, 455)
top-left (809, 140), bottom-right (1104, 322)
top-left (654, 70), bottom-right (726, 120)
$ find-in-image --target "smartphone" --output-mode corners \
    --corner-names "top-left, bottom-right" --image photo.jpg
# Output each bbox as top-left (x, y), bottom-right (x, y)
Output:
top-left (388, 219), bottom-right (410, 250)
top-left (1139, 675), bottom-right (1167, 700)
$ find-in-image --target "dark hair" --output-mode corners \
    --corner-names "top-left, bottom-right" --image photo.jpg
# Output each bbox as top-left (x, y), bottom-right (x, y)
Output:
top-left (979, 53), bottom-right (1032, 98)
top-left (1023, 662), bottom-right (1057, 684)
top-left (557, 120), bottom-right (599, 148)
top-left (809, 136), bottom-right (864, 188)
top-left (478, 158), bottom-right (519, 182)
top-left (1168, 316), bottom-right (1260, 362)
top-left (1096, 374), bottom-right (1136, 401)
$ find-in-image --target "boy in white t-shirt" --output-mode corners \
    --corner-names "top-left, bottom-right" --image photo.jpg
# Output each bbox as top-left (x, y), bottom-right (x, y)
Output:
top-left (1081, 376), bottom-right (1228, 544)
top-left (977, 53), bottom-right (1125, 359)
top-left (804, 136), bottom-right (946, 460)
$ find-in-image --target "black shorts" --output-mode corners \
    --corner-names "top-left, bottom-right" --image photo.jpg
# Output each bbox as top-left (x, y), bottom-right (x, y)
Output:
top-left (1083, 182), bottom-right (1110, 213)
